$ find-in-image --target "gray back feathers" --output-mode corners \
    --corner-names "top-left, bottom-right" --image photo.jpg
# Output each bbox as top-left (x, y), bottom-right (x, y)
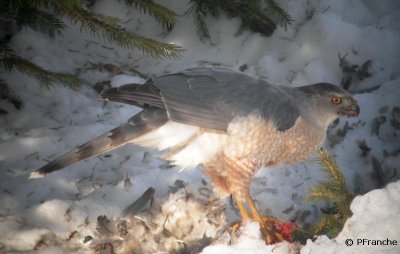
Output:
top-left (154, 67), bottom-right (300, 131)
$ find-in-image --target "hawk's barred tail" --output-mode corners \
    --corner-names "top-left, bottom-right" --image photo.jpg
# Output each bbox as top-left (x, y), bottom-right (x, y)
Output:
top-left (30, 108), bottom-right (168, 178)
top-left (30, 124), bottom-right (137, 178)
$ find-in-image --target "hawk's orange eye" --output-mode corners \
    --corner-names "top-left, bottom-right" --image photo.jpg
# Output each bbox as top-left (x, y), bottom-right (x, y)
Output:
top-left (331, 96), bottom-right (342, 105)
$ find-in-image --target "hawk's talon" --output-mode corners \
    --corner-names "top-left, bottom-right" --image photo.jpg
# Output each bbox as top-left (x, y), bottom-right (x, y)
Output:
top-left (260, 216), bottom-right (286, 244)
top-left (232, 194), bottom-right (288, 244)
top-left (229, 221), bottom-right (242, 233)
top-left (229, 216), bottom-right (286, 244)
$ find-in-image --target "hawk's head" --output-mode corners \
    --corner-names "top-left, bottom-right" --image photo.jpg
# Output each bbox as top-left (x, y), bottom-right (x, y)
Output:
top-left (298, 83), bottom-right (360, 127)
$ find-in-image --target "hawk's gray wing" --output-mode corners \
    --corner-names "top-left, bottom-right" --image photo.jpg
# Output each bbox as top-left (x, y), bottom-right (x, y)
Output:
top-left (153, 67), bottom-right (299, 131)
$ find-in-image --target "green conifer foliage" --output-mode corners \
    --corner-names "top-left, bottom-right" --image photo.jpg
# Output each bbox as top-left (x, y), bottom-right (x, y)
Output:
top-left (0, 42), bottom-right (82, 88)
top-left (0, 0), bottom-right (292, 103)
top-left (308, 150), bottom-right (355, 238)
top-left (187, 0), bottom-right (293, 41)
top-left (0, 0), bottom-right (182, 89)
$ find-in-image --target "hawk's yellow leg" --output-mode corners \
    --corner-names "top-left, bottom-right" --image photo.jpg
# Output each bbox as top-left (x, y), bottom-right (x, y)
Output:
top-left (235, 198), bottom-right (250, 219)
top-left (245, 194), bottom-right (284, 244)
top-left (205, 157), bottom-right (285, 244)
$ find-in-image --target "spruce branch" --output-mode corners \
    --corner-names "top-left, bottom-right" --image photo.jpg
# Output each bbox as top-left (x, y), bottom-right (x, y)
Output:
top-left (0, 79), bottom-right (22, 109)
top-left (308, 186), bottom-right (343, 203)
top-left (47, 1), bottom-right (183, 59)
top-left (124, 0), bottom-right (177, 30)
top-left (186, 1), bottom-right (211, 42)
top-left (0, 43), bottom-right (14, 58)
top-left (0, 43), bottom-right (82, 88)
top-left (307, 149), bottom-right (355, 238)
top-left (264, 0), bottom-right (293, 29)
top-left (0, 57), bottom-right (82, 88)
top-left (64, 8), bottom-right (183, 59)
top-left (312, 214), bottom-right (342, 237)
top-left (318, 149), bottom-right (344, 183)
top-left (1, 0), bottom-right (184, 98)
top-left (187, 0), bottom-right (290, 40)
top-left (15, 7), bottom-right (65, 38)
top-left (195, 11), bottom-right (211, 42)
top-left (8, 0), bottom-right (183, 59)
top-left (225, 1), bottom-right (276, 36)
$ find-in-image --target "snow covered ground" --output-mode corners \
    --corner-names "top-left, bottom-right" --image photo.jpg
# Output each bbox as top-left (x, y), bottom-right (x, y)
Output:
top-left (1, 0), bottom-right (400, 253)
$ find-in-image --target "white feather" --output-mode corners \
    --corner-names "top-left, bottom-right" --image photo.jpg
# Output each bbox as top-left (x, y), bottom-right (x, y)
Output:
top-left (132, 121), bottom-right (199, 150)
top-left (170, 133), bottom-right (225, 170)
top-left (132, 120), bottom-right (225, 170)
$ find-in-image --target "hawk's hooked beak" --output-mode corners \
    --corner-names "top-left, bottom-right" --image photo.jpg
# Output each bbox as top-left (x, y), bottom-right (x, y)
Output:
top-left (338, 98), bottom-right (360, 117)
top-left (346, 99), bottom-right (360, 117)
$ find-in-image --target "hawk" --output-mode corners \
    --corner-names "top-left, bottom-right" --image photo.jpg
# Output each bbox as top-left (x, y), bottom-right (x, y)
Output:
top-left (31, 67), bottom-right (360, 243)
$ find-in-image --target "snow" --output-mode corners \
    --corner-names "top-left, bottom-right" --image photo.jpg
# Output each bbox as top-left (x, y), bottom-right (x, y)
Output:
top-left (203, 181), bottom-right (400, 254)
top-left (1, 0), bottom-right (400, 253)
top-left (301, 181), bottom-right (400, 254)
top-left (201, 222), bottom-right (297, 254)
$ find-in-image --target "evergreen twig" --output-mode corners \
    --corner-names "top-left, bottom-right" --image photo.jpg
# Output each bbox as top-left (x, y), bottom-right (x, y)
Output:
top-left (124, 0), bottom-right (177, 30)
top-left (50, 1), bottom-right (183, 59)
top-left (264, 0), bottom-right (293, 29)
top-left (0, 43), bottom-right (82, 89)
top-left (60, 7), bottom-right (183, 59)
top-left (15, 7), bottom-right (66, 38)
top-left (0, 79), bottom-right (22, 109)
top-left (307, 149), bottom-right (355, 238)
top-left (187, 3), bottom-right (211, 42)
top-left (2, 0), bottom-right (183, 60)
top-left (0, 0), bottom-right (183, 90)
top-left (187, 0), bottom-right (292, 40)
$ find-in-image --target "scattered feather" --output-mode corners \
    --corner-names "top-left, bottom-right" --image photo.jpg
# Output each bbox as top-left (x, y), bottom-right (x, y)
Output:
top-left (370, 115), bottom-right (386, 136)
top-left (356, 59), bottom-right (373, 80)
top-left (121, 187), bottom-right (155, 218)
top-left (371, 157), bottom-right (385, 188)
top-left (96, 215), bottom-right (118, 237)
top-left (142, 151), bottom-right (152, 163)
top-left (390, 106), bottom-right (400, 129)
top-left (356, 139), bottom-right (371, 157)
